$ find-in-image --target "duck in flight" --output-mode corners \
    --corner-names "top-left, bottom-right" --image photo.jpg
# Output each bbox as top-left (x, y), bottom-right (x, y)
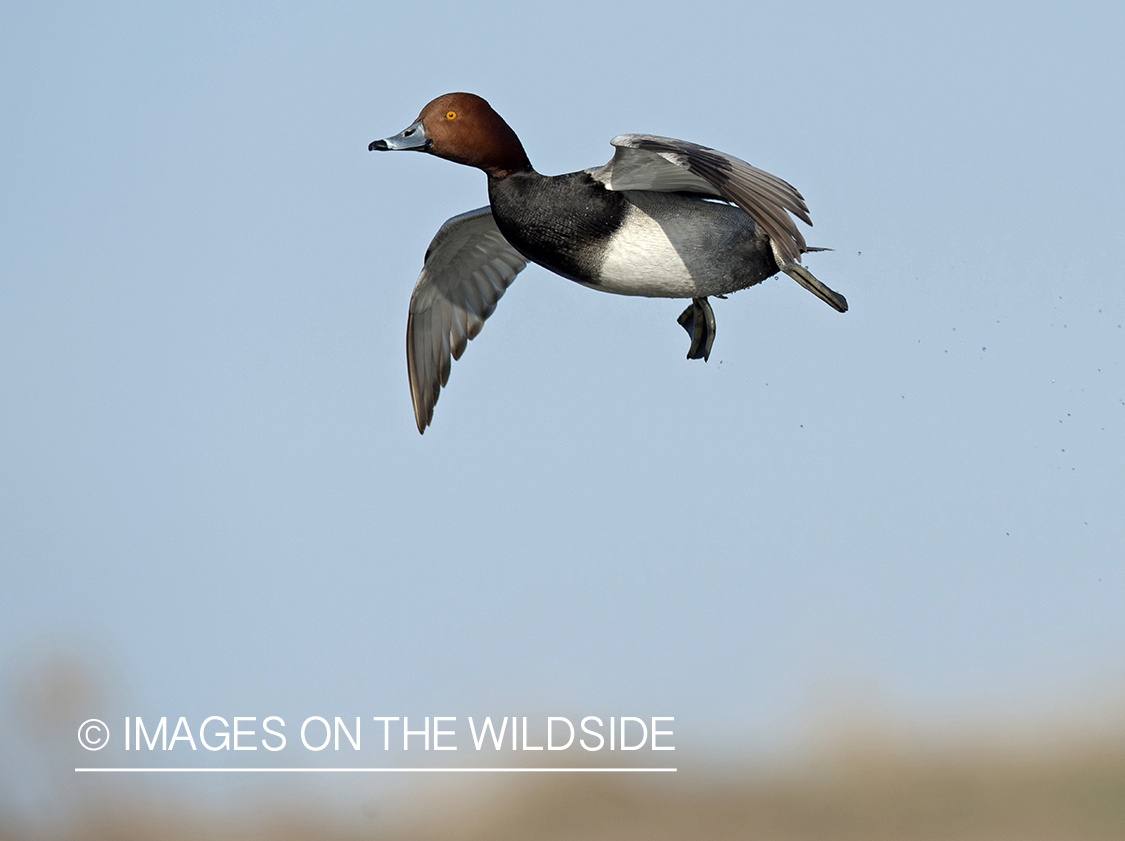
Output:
top-left (370, 92), bottom-right (847, 433)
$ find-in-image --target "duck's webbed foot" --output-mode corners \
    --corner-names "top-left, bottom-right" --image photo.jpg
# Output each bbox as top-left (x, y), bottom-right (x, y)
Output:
top-left (677, 297), bottom-right (716, 362)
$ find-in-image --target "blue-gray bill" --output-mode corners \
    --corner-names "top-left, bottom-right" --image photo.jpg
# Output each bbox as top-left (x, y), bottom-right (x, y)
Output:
top-left (369, 118), bottom-right (431, 152)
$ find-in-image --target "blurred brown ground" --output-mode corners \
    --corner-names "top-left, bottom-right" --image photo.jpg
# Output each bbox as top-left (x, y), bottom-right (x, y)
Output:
top-left (4, 741), bottom-right (1123, 841)
top-left (5, 652), bottom-right (1124, 840)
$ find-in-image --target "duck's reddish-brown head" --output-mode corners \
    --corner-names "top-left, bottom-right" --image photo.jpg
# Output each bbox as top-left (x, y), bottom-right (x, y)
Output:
top-left (369, 92), bottom-right (531, 178)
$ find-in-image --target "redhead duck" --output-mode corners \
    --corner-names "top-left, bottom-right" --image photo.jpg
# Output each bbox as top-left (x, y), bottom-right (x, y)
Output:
top-left (370, 92), bottom-right (847, 433)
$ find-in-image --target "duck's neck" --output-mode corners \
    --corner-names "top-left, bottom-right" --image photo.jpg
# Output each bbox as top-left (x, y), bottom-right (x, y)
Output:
top-left (481, 155), bottom-right (533, 179)
top-left (486, 164), bottom-right (535, 187)
top-left (465, 112), bottom-right (531, 178)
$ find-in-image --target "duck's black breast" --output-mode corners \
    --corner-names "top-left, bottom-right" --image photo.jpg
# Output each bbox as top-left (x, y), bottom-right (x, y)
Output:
top-left (486, 170), bottom-right (627, 285)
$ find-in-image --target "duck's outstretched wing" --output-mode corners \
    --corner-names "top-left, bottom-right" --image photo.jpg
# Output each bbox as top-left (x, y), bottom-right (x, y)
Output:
top-left (592, 134), bottom-right (814, 269)
top-left (405, 206), bottom-right (527, 433)
top-left (594, 134), bottom-right (847, 313)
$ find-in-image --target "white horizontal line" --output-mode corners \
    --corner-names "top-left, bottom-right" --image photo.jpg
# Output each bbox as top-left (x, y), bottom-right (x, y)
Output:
top-left (75, 767), bottom-right (676, 773)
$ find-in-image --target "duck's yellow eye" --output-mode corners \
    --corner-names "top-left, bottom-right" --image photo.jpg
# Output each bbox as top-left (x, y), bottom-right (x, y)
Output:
top-left (446, 111), bottom-right (457, 120)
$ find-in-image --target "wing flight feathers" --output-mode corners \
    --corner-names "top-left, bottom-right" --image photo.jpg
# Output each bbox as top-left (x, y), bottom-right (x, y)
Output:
top-left (405, 207), bottom-right (527, 433)
top-left (595, 134), bottom-right (813, 264)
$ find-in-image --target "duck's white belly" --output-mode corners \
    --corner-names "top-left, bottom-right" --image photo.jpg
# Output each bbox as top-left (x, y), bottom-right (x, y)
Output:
top-left (592, 191), bottom-right (777, 298)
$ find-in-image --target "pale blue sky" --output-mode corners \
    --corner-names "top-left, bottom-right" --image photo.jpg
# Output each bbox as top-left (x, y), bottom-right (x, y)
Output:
top-left (2, 0), bottom-right (1123, 819)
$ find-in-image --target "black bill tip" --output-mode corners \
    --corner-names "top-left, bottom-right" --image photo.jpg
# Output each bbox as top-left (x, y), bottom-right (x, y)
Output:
top-left (368, 139), bottom-right (389, 151)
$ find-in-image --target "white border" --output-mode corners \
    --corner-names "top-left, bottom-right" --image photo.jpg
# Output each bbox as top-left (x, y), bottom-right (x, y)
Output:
top-left (76, 767), bottom-right (675, 773)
